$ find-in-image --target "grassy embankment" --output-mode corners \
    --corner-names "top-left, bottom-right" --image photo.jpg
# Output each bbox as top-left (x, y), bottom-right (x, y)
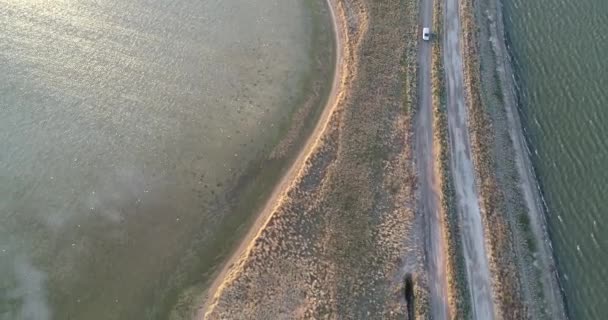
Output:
top-left (458, 0), bottom-right (526, 317)
top-left (430, 0), bottom-right (472, 318)
top-left (203, 0), bottom-right (428, 318)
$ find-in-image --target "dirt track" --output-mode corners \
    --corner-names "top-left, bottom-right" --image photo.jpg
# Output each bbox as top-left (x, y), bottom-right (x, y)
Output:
top-left (414, 0), bottom-right (449, 317)
top-left (442, 0), bottom-right (495, 318)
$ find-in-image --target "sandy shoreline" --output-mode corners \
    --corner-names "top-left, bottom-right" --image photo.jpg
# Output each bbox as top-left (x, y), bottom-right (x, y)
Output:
top-left (471, 0), bottom-right (568, 316)
top-left (198, 0), bottom-right (345, 316)
top-left (488, 0), bottom-right (568, 316)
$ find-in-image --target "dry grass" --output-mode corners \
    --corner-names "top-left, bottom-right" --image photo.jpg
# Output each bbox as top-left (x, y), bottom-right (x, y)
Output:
top-left (458, 0), bottom-right (526, 317)
top-left (202, 0), bottom-right (423, 318)
top-left (413, 272), bottom-right (430, 320)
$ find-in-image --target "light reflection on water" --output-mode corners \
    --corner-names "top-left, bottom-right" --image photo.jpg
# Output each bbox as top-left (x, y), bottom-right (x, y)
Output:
top-left (0, 0), bottom-right (333, 318)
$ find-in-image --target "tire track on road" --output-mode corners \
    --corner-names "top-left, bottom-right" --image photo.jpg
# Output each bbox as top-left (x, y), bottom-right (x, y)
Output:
top-left (443, 0), bottom-right (495, 318)
top-left (414, 0), bottom-right (450, 317)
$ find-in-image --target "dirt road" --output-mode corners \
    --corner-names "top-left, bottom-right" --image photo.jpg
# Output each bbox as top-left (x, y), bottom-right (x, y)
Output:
top-left (442, 0), bottom-right (495, 318)
top-left (414, 0), bottom-right (449, 317)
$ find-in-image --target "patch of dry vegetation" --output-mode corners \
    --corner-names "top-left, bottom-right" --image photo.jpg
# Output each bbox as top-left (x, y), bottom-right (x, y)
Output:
top-left (413, 272), bottom-right (430, 320)
top-left (430, 0), bottom-right (472, 318)
top-left (458, 0), bottom-right (525, 317)
top-left (202, 0), bottom-right (423, 318)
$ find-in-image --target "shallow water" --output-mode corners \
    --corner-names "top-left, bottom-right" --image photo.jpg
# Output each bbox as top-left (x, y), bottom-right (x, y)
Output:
top-left (504, 0), bottom-right (608, 318)
top-left (0, 0), bottom-right (334, 319)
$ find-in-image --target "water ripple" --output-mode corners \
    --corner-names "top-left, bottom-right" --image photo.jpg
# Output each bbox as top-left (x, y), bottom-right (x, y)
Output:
top-left (505, 0), bottom-right (608, 318)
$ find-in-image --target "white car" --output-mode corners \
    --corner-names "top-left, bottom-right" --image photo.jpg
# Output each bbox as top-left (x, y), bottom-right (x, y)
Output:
top-left (422, 27), bottom-right (430, 41)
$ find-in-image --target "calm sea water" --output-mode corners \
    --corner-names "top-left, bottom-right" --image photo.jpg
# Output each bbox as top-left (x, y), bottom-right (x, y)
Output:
top-left (504, 0), bottom-right (608, 318)
top-left (0, 0), bottom-right (333, 319)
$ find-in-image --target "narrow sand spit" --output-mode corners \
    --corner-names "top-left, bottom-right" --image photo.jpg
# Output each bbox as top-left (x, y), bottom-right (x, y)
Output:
top-left (443, 0), bottom-right (495, 317)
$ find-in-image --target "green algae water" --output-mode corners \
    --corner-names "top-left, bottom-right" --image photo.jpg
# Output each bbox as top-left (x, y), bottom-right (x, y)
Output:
top-left (504, 0), bottom-right (608, 318)
top-left (0, 0), bottom-right (334, 319)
